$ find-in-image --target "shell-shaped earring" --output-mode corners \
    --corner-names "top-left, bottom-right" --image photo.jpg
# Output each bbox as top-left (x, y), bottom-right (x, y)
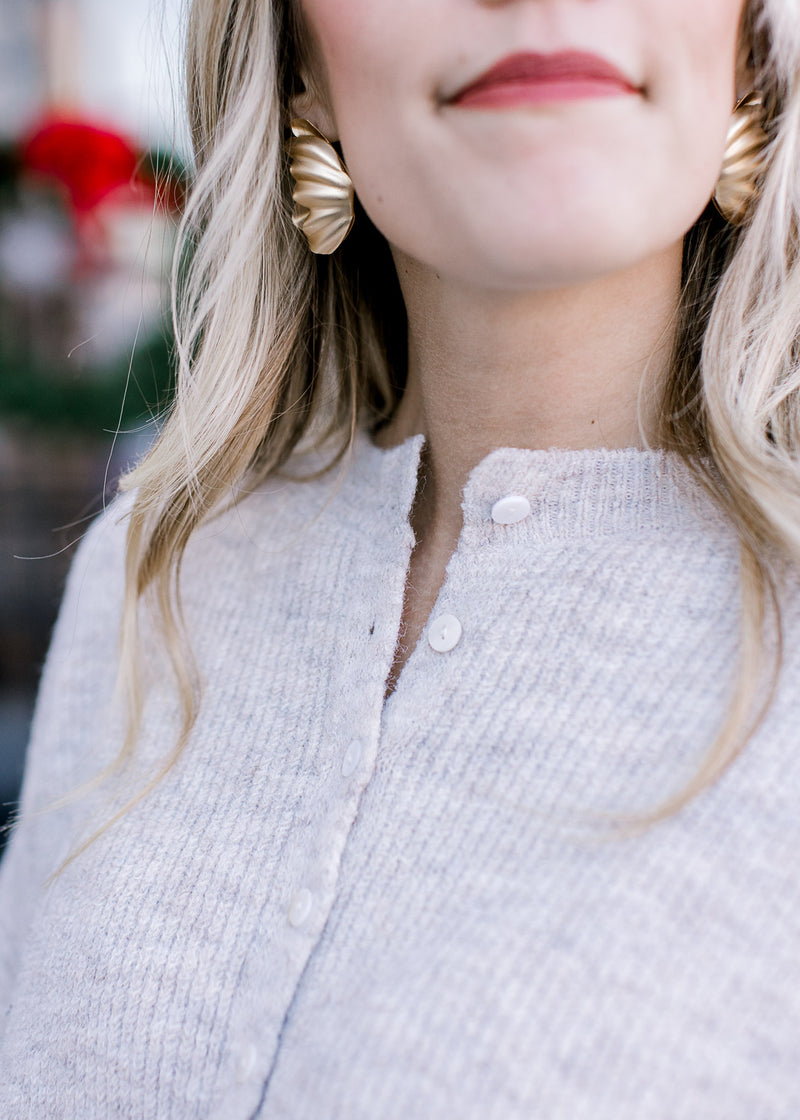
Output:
top-left (712, 91), bottom-right (769, 227)
top-left (286, 118), bottom-right (355, 255)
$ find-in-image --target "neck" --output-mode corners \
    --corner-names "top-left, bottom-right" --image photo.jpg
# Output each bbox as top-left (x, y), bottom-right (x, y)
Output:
top-left (373, 241), bottom-right (683, 546)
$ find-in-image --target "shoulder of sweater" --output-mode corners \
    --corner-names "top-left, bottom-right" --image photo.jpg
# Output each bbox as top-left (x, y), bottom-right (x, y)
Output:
top-left (1, 490), bottom-right (136, 864)
top-left (52, 488), bottom-right (136, 648)
top-left (63, 449), bottom-right (349, 599)
top-left (185, 442), bottom-right (380, 568)
top-left (44, 442), bottom-right (356, 653)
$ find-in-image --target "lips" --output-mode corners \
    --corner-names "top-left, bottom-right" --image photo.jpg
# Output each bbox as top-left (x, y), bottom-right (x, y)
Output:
top-left (447, 50), bottom-right (639, 108)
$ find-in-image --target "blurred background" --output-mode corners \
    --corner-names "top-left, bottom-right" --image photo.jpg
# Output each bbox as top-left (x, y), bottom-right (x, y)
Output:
top-left (0, 0), bottom-right (188, 853)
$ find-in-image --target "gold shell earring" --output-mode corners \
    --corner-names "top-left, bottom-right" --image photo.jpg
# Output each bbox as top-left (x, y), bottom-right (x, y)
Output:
top-left (712, 91), bottom-right (769, 227)
top-left (286, 118), bottom-right (355, 254)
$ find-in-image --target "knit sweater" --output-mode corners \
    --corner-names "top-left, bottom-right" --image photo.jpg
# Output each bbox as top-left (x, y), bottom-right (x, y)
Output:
top-left (2, 426), bottom-right (800, 1120)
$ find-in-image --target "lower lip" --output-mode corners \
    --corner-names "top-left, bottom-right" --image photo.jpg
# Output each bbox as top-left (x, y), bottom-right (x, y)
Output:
top-left (450, 78), bottom-right (637, 109)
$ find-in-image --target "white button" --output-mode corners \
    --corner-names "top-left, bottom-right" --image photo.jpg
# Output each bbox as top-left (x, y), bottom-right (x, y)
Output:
top-left (235, 1041), bottom-right (258, 1083)
top-left (491, 494), bottom-right (531, 525)
top-left (288, 887), bottom-right (313, 928)
top-left (428, 613), bottom-right (463, 653)
top-left (341, 739), bottom-right (363, 778)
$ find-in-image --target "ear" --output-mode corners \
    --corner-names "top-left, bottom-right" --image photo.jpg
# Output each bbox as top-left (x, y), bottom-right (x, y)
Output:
top-left (289, 73), bottom-right (339, 142)
top-left (734, 3), bottom-right (757, 102)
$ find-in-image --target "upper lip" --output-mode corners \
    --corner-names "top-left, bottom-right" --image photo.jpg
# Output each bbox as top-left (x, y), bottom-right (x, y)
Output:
top-left (446, 50), bottom-right (639, 103)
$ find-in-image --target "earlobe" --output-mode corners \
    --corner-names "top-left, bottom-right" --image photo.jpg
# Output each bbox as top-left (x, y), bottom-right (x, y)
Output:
top-left (288, 76), bottom-right (339, 143)
top-left (734, 6), bottom-right (758, 101)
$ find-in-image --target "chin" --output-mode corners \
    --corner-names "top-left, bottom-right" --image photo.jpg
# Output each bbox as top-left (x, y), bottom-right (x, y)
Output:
top-left (449, 224), bottom-right (661, 290)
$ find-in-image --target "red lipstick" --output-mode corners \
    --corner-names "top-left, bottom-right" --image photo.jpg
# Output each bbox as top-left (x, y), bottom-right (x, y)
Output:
top-left (448, 51), bottom-right (639, 109)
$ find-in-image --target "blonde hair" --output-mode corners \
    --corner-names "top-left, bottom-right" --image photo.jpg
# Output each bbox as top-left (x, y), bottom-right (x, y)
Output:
top-left (50, 0), bottom-right (800, 868)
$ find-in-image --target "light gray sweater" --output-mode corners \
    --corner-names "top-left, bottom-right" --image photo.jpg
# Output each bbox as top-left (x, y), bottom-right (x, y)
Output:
top-left (2, 426), bottom-right (800, 1119)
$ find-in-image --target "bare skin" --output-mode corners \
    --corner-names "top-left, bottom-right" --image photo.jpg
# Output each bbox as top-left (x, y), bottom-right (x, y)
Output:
top-left (376, 240), bottom-right (682, 697)
top-left (291, 0), bottom-right (748, 698)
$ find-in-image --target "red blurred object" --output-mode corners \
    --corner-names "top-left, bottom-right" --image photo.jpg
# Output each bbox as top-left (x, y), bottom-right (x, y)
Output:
top-left (21, 116), bottom-right (143, 214)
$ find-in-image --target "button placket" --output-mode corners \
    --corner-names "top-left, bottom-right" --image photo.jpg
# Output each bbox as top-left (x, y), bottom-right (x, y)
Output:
top-left (422, 488), bottom-right (533, 660)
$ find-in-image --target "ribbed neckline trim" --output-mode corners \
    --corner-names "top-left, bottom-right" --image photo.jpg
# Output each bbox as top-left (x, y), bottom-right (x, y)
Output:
top-left (348, 424), bottom-right (730, 544)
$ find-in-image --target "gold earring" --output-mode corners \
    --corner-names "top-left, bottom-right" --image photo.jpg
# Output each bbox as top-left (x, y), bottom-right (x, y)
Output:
top-left (712, 91), bottom-right (769, 227)
top-left (285, 118), bottom-right (355, 254)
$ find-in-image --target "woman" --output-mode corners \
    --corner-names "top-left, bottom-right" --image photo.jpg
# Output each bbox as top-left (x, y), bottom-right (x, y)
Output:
top-left (2, 0), bottom-right (800, 1115)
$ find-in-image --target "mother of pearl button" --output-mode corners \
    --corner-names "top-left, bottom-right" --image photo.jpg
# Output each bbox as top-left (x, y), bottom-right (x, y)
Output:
top-left (288, 887), bottom-right (313, 927)
top-left (491, 494), bottom-right (532, 525)
top-left (428, 613), bottom-right (463, 653)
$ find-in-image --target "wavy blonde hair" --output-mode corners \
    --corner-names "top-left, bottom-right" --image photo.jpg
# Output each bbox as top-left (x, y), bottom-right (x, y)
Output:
top-left (49, 0), bottom-right (800, 869)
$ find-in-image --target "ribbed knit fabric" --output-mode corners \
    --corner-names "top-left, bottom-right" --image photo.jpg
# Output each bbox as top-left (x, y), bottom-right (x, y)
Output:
top-left (2, 426), bottom-right (800, 1119)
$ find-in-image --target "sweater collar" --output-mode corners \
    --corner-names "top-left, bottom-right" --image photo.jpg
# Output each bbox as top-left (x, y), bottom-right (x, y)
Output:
top-left (346, 423), bottom-right (729, 545)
